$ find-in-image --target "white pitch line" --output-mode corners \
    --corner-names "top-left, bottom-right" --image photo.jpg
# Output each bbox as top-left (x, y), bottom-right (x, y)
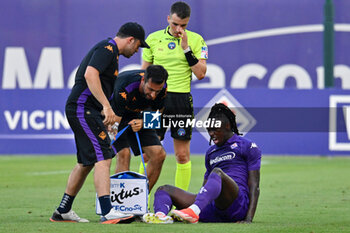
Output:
top-left (261, 160), bottom-right (270, 165)
top-left (27, 170), bottom-right (71, 176)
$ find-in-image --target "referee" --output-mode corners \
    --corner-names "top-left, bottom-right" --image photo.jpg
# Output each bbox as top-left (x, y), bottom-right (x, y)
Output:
top-left (141, 1), bottom-right (208, 191)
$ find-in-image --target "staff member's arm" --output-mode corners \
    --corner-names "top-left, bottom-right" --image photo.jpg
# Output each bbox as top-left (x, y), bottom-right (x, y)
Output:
top-left (85, 66), bottom-right (117, 125)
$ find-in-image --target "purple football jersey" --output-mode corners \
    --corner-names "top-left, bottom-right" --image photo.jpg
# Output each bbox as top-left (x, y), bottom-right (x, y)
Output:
top-left (204, 134), bottom-right (261, 195)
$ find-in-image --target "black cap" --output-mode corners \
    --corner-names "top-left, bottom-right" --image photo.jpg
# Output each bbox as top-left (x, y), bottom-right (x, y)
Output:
top-left (118, 22), bottom-right (150, 48)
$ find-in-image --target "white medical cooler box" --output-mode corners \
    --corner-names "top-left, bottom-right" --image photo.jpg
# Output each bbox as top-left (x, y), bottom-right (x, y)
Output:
top-left (96, 171), bottom-right (148, 216)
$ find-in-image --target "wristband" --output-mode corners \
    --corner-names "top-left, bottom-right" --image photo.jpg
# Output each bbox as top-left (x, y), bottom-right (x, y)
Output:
top-left (184, 50), bottom-right (199, 66)
top-left (183, 46), bottom-right (191, 53)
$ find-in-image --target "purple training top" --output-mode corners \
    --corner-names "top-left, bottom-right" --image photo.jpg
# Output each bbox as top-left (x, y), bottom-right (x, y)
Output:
top-left (204, 134), bottom-right (262, 195)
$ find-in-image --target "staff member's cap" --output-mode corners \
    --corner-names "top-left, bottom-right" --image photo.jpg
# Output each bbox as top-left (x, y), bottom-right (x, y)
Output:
top-left (118, 22), bottom-right (150, 48)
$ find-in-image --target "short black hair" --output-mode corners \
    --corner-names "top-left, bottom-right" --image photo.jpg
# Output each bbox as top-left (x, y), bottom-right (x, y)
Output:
top-left (208, 103), bottom-right (242, 135)
top-left (170, 1), bottom-right (191, 19)
top-left (144, 65), bottom-right (168, 84)
top-left (116, 31), bottom-right (128, 38)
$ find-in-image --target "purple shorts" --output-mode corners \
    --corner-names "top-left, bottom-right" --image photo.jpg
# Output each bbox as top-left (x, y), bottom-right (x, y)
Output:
top-left (198, 189), bottom-right (249, 222)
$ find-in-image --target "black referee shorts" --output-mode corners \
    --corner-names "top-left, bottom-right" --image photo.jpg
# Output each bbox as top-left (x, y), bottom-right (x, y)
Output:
top-left (157, 92), bottom-right (193, 141)
top-left (66, 106), bottom-right (115, 166)
top-left (112, 117), bottom-right (161, 155)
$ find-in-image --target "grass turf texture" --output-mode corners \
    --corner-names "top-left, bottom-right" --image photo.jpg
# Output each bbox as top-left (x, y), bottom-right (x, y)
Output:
top-left (0, 155), bottom-right (350, 233)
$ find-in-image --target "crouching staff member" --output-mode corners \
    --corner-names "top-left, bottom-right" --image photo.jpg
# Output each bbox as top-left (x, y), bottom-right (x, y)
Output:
top-left (110, 65), bottom-right (168, 191)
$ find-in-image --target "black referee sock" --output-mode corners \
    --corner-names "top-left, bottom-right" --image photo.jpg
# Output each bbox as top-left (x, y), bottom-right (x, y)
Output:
top-left (57, 193), bottom-right (75, 214)
top-left (99, 195), bottom-right (112, 216)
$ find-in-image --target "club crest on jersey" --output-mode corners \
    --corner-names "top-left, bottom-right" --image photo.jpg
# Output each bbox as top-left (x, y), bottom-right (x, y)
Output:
top-left (168, 42), bottom-right (176, 50)
top-left (231, 143), bottom-right (238, 149)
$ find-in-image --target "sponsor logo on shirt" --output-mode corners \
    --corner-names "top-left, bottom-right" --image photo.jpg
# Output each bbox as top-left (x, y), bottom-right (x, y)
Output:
top-left (165, 38), bottom-right (177, 41)
top-left (168, 42), bottom-right (176, 50)
top-left (104, 45), bottom-right (113, 53)
top-left (119, 92), bottom-right (127, 100)
top-left (199, 187), bottom-right (208, 194)
top-left (209, 152), bottom-right (236, 165)
top-left (99, 131), bottom-right (107, 140)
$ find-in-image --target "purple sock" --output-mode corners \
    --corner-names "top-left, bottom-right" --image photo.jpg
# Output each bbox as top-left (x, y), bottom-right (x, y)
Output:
top-left (153, 190), bottom-right (173, 215)
top-left (194, 172), bottom-right (222, 211)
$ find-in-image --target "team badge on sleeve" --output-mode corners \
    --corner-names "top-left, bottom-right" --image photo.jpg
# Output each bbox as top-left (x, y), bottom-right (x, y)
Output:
top-left (201, 46), bottom-right (208, 59)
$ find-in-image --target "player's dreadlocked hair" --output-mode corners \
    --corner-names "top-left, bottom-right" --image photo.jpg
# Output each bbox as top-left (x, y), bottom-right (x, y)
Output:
top-left (207, 103), bottom-right (242, 135)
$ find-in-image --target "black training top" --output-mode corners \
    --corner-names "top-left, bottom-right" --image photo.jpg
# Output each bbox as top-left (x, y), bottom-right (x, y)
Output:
top-left (111, 69), bottom-right (167, 119)
top-left (66, 38), bottom-right (119, 113)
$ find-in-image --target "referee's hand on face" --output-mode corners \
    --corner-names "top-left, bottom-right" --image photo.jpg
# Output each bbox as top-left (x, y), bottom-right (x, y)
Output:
top-left (179, 27), bottom-right (189, 50)
top-left (128, 119), bottom-right (143, 132)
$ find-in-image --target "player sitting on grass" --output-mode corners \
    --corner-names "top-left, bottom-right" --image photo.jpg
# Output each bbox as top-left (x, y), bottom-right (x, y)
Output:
top-left (142, 103), bottom-right (261, 224)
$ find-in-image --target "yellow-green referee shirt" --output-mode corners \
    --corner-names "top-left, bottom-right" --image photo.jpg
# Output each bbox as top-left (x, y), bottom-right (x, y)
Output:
top-left (142, 26), bottom-right (208, 93)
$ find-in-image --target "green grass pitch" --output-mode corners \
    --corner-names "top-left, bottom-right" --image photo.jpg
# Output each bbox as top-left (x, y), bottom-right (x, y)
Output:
top-left (0, 155), bottom-right (350, 233)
